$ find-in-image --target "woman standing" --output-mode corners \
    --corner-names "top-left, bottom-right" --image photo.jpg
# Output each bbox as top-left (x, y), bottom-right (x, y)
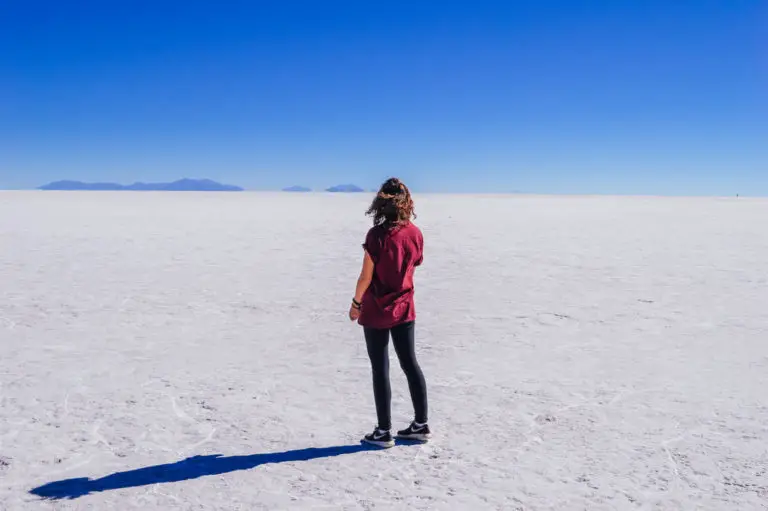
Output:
top-left (349, 178), bottom-right (430, 448)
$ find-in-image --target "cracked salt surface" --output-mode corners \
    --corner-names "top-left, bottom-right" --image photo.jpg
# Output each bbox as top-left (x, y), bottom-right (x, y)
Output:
top-left (1, 192), bottom-right (767, 510)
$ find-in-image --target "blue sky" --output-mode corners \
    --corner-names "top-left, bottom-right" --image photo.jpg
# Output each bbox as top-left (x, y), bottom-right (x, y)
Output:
top-left (1, 1), bottom-right (766, 194)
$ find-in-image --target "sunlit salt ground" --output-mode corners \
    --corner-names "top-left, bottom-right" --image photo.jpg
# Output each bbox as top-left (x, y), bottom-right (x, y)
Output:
top-left (1, 191), bottom-right (767, 510)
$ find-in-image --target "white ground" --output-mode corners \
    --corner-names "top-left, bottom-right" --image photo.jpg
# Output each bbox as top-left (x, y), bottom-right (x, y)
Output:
top-left (1, 192), bottom-right (767, 510)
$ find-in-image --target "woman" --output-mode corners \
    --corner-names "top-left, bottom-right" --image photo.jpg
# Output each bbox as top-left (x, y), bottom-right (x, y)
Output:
top-left (349, 178), bottom-right (430, 448)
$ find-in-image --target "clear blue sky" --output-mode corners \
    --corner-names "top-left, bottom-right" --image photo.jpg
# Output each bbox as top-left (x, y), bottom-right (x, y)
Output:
top-left (1, 1), bottom-right (766, 194)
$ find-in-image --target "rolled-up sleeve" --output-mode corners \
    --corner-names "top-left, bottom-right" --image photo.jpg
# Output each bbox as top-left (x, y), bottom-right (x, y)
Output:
top-left (362, 228), bottom-right (380, 263)
top-left (414, 232), bottom-right (424, 266)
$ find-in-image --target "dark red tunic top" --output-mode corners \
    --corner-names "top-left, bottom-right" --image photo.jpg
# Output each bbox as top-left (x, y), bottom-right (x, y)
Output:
top-left (358, 222), bottom-right (424, 329)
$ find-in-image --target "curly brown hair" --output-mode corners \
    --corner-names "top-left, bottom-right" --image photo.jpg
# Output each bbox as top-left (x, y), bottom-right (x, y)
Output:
top-left (366, 177), bottom-right (415, 227)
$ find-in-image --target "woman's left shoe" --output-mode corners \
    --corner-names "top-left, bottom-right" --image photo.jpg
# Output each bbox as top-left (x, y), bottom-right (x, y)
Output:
top-left (361, 428), bottom-right (395, 448)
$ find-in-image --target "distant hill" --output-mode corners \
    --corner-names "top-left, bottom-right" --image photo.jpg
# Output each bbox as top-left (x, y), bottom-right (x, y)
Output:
top-left (39, 178), bottom-right (244, 192)
top-left (326, 184), bottom-right (364, 193)
top-left (37, 180), bottom-right (125, 191)
top-left (282, 185), bottom-right (312, 192)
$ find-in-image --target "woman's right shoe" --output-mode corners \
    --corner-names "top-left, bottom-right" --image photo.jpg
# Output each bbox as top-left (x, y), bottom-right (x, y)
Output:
top-left (395, 422), bottom-right (431, 442)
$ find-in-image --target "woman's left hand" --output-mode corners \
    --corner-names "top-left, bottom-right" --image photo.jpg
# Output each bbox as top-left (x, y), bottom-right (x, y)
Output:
top-left (349, 304), bottom-right (361, 321)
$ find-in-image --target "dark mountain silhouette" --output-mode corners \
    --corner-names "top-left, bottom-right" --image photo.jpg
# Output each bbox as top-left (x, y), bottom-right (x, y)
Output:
top-left (282, 185), bottom-right (312, 192)
top-left (38, 179), bottom-right (243, 191)
top-left (38, 180), bottom-right (124, 191)
top-left (326, 184), bottom-right (364, 193)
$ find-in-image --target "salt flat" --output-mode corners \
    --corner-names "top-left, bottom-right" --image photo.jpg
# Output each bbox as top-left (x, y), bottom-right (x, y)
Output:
top-left (1, 191), bottom-right (766, 510)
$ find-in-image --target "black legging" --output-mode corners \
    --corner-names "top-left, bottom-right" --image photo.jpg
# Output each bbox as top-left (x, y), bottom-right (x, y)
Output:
top-left (364, 321), bottom-right (428, 430)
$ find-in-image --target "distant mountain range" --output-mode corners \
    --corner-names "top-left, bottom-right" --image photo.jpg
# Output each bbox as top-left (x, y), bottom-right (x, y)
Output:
top-left (38, 178), bottom-right (244, 191)
top-left (326, 184), bottom-right (364, 193)
top-left (281, 184), bottom-right (366, 192)
top-left (282, 185), bottom-right (312, 192)
top-left (37, 179), bottom-right (371, 193)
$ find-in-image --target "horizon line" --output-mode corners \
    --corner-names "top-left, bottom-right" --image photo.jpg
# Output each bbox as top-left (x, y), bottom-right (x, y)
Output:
top-left (0, 188), bottom-right (761, 198)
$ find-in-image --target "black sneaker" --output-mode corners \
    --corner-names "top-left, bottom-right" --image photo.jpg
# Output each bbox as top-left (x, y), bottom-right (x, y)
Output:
top-left (362, 428), bottom-right (395, 448)
top-left (396, 422), bottom-right (431, 442)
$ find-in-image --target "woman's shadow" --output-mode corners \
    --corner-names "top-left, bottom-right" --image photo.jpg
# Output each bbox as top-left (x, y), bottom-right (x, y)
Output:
top-left (30, 443), bottom-right (401, 500)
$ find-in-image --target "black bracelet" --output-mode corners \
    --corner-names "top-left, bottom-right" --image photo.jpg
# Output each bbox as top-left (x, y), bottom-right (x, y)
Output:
top-left (352, 298), bottom-right (362, 309)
